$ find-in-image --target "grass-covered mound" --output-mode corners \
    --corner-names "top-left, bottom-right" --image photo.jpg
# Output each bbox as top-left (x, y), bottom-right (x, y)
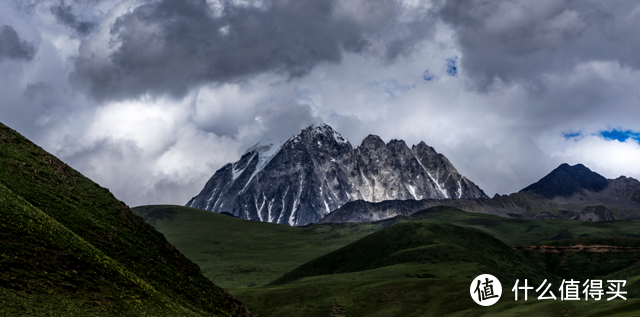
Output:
top-left (269, 220), bottom-right (548, 286)
top-left (0, 122), bottom-right (251, 316)
top-left (401, 206), bottom-right (640, 245)
top-left (232, 220), bottom-right (640, 316)
top-left (133, 204), bottom-right (640, 289)
top-left (132, 204), bottom-right (384, 288)
top-left (132, 202), bottom-right (640, 315)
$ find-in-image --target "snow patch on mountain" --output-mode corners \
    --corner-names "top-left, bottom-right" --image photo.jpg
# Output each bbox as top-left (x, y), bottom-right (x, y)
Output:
top-left (186, 122), bottom-right (488, 226)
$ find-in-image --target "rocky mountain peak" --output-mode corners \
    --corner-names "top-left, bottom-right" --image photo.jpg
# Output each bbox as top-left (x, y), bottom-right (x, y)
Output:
top-left (187, 123), bottom-right (488, 226)
top-left (360, 134), bottom-right (386, 148)
top-left (520, 163), bottom-right (609, 199)
top-left (291, 121), bottom-right (350, 147)
top-left (412, 141), bottom-right (437, 154)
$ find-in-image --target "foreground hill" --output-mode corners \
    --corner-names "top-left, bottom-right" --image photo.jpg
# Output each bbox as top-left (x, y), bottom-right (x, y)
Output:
top-left (0, 123), bottom-right (251, 316)
top-left (186, 122), bottom-right (486, 226)
top-left (320, 163), bottom-right (640, 223)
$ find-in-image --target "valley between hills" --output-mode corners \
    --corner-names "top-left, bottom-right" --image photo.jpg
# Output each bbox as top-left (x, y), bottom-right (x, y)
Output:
top-left (132, 204), bottom-right (640, 316)
top-left (3, 120), bottom-right (640, 316)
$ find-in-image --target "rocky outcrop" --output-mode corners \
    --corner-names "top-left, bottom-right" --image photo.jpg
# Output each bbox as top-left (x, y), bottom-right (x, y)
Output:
top-left (319, 166), bottom-right (640, 224)
top-left (186, 122), bottom-right (487, 226)
top-left (575, 205), bottom-right (617, 222)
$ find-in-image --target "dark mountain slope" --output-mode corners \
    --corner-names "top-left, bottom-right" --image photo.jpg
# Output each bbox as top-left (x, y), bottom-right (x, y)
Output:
top-left (520, 163), bottom-right (609, 199)
top-left (0, 122), bottom-right (251, 316)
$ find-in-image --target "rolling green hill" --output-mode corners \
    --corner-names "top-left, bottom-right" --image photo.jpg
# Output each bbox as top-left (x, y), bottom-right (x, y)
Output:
top-left (132, 204), bottom-right (384, 288)
top-left (134, 204), bottom-right (640, 316)
top-left (269, 220), bottom-right (549, 286)
top-left (232, 220), bottom-right (640, 316)
top-left (395, 207), bottom-right (640, 245)
top-left (0, 122), bottom-right (251, 316)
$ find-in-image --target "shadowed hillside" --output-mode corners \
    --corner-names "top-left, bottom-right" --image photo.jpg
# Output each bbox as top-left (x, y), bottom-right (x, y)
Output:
top-left (269, 220), bottom-right (549, 286)
top-left (0, 122), bottom-right (251, 316)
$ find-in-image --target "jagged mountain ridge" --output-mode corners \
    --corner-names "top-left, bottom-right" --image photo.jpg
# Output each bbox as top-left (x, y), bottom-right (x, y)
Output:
top-left (187, 122), bottom-right (487, 226)
top-left (320, 163), bottom-right (640, 224)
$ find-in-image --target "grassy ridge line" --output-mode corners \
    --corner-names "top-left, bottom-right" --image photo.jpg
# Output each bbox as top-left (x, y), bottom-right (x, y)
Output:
top-left (269, 220), bottom-right (550, 286)
top-left (133, 206), bottom-right (640, 315)
top-left (0, 122), bottom-right (251, 316)
top-left (402, 207), bottom-right (640, 245)
top-left (0, 182), bottom-right (183, 314)
top-left (132, 205), bottom-right (383, 289)
top-left (133, 205), bottom-right (640, 289)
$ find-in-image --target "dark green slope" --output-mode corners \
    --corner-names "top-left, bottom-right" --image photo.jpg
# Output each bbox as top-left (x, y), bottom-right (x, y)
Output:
top-left (236, 219), bottom-right (640, 316)
top-left (517, 237), bottom-right (640, 299)
top-left (133, 204), bottom-right (640, 288)
top-left (269, 220), bottom-right (549, 286)
top-left (133, 205), bottom-right (640, 316)
top-left (403, 206), bottom-right (640, 245)
top-left (0, 123), bottom-right (251, 316)
top-left (0, 183), bottom-right (173, 315)
top-left (132, 204), bottom-right (382, 288)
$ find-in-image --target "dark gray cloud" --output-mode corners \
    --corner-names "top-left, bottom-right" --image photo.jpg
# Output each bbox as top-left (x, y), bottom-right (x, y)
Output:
top-left (0, 25), bottom-right (36, 62)
top-left (50, 1), bottom-right (96, 35)
top-left (24, 81), bottom-right (54, 100)
top-left (4, 0), bottom-right (640, 208)
top-left (71, 0), bottom-right (436, 101)
top-left (438, 0), bottom-right (640, 90)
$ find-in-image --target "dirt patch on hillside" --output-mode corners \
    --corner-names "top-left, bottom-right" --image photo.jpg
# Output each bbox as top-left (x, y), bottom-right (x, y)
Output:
top-left (513, 244), bottom-right (640, 253)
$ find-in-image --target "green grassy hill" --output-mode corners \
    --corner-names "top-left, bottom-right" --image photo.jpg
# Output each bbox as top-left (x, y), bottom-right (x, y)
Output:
top-left (269, 220), bottom-right (549, 286)
top-left (232, 219), bottom-right (640, 316)
top-left (0, 122), bottom-right (251, 316)
top-left (395, 206), bottom-right (640, 245)
top-left (134, 204), bottom-right (640, 316)
top-left (132, 204), bottom-right (384, 288)
top-left (231, 221), bottom-right (640, 316)
top-left (132, 204), bottom-right (640, 290)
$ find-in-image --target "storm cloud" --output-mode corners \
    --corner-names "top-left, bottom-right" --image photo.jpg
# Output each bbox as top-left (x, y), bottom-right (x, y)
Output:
top-left (0, 25), bottom-right (36, 62)
top-left (2, 0), bottom-right (640, 207)
top-left (50, 1), bottom-right (97, 35)
top-left (71, 0), bottom-right (436, 100)
top-left (439, 0), bottom-right (640, 90)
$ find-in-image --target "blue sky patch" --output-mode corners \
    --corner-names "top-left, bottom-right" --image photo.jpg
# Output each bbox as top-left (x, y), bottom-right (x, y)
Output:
top-left (600, 129), bottom-right (640, 143)
top-left (446, 56), bottom-right (458, 76)
top-left (423, 69), bottom-right (435, 81)
top-left (562, 131), bottom-right (582, 140)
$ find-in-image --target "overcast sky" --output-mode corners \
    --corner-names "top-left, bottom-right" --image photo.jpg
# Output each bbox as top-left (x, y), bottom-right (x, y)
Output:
top-left (3, 0), bottom-right (640, 207)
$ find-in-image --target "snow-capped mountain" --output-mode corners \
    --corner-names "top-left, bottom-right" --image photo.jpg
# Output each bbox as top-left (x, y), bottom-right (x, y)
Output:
top-left (186, 122), bottom-right (488, 226)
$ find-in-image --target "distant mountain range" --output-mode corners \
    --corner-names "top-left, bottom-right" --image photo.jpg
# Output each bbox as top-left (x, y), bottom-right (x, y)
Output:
top-left (186, 122), bottom-right (487, 226)
top-left (187, 122), bottom-right (640, 225)
top-left (320, 163), bottom-right (640, 224)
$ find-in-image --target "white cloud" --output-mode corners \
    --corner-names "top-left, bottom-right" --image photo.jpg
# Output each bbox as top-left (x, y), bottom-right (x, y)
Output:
top-left (3, 0), bottom-right (640, 207)
top-left (549, 136), bottom-right (640, 179)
